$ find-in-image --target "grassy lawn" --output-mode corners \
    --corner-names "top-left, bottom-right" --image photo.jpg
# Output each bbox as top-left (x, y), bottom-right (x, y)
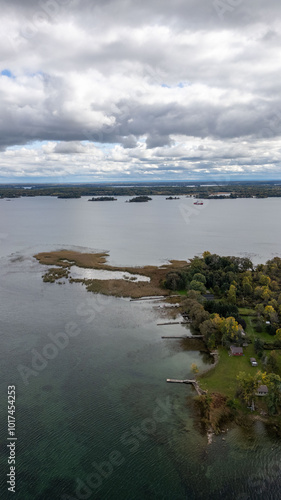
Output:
top-left (239, 307), bottom-right (255, 316)
top-left (242, 313), bottom-right (274, 342)
top-left (199, 345), bottom-right (259, 398)
top-left (198, 310), bottom-right (280, 398)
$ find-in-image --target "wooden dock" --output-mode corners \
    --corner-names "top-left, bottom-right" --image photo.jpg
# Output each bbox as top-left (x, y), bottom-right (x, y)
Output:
top-left (166, 378), bottom-right (207, 395)
top-left (157, 321), bottom-right (190, 326)
top-left (161, 336), bottom-right (188, 339)
top-left (161, 335), bottom-right (203, 339)
top-left (167, 379), bottom-right (195, 384)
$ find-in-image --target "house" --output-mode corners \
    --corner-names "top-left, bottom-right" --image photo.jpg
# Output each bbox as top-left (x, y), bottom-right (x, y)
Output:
top-left (256, 385), bottom-right (268, 396)
top-left (203, 293), bottom-right (215, 301)
top-left (230, 346), bottom-right (243, 356)
top-left (250, 357), bottom-right (258, 367)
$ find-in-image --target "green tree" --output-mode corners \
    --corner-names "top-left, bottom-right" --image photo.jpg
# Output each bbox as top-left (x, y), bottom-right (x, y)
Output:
top-left (261, 286), bottom-right (272, 302)
top-left (259, 274), bottom-right (271, 286)
top-left (221, 316), bottom-right (242, 345)
top-left (254, 337), bottom-right (264, 354)
top-left (227, 284), bottom-right (237, 304)
top-left (237, 372), bottom-right (260, 404)
top-left (189, 280), bottom-right (206, 293)
top-left (193, 273), bottom-right (206, 284)
top-left (255, 303), bottom-right (264, 317)
top-left (243, 280), bottom-right (253, 295)
top-left (266, 351), bottom-right (279, 374)
top-left (191, 363), bottom-right (199, 374)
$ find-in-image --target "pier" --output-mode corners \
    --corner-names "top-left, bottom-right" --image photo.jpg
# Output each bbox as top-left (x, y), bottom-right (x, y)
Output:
top-left (166, 378), bottom-right (207, 395)
top-left (161, 335), bottom-right (204, 339)
top-left (157, 321), bottom-right (191, 326)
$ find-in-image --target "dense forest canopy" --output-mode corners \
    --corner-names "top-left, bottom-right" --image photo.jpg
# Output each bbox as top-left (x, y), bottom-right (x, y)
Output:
top-left (164, 252), bottom-right (281, 415)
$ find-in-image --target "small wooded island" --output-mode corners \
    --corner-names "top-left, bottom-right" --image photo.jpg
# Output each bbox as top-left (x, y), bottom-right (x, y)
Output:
top-left (127, 196), bottom-right (152, 202)
top-left (34, 249), bottom-right (281, 435)
top-left (88, 197), bottom-right (117, 202)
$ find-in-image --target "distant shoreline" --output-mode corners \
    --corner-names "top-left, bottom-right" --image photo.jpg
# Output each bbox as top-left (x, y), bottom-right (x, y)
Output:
top-left (3, 182), bottom-right (281, 200)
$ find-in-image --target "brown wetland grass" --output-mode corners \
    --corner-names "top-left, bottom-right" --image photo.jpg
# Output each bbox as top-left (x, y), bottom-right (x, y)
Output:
top-left (34, 250), bottom-right (188, 298)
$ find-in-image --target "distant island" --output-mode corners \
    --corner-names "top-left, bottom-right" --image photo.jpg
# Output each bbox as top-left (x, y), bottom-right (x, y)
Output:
top-left (166, 196), bottom-right (180, 200)
top-left (127, 196), bottom-right (152, 203)
top-left (88, 197), bottom-right (117, 202)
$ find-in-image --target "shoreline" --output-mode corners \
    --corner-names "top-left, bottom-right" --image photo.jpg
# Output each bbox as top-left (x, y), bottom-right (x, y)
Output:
top-left (34, 249), bottom-right (281, 438)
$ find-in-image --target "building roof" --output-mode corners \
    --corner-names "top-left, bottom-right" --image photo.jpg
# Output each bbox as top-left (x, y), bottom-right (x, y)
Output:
top-left (230, 346), bottom-right (243, 354)
top-left (203, 293), bottom-right (214, 301)
top-left (257, 385), bottom-right (268, 393)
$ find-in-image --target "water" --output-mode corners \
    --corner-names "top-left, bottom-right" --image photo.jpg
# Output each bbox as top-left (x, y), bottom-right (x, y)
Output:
top-left (69, 266), bottom-right (150, 282)
top-left (0, 196), bottom-right (281, 499)
top-left (1, 196), bottom-right (281, 266)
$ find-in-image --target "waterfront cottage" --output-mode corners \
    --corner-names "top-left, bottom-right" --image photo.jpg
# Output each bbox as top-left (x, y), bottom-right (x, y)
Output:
top-left (230, 346), bottom-right (243, 356)
top-left (256, 385), bottom-right (268, 396)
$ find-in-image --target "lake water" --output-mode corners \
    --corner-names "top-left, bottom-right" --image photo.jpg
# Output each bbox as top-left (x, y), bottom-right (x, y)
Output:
top-left (0, 196), bottom-right (281, 499)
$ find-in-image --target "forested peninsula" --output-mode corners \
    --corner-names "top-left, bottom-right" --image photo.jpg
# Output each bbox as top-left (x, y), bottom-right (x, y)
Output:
top-left (35, 249), bottom-right (281, 434)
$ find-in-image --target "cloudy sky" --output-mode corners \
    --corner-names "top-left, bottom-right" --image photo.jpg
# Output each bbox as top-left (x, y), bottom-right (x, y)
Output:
top-left (1, 0), bottom-right (281, 182)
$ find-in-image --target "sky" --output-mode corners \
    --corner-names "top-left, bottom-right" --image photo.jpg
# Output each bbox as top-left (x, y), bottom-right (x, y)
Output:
top-left (0, 0), bottom-right (281, 183)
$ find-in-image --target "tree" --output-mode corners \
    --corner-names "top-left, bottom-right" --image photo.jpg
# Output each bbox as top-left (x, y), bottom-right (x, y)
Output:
top-left (261, 286), bottom-right (272, 302)
top-left (275, 329), bottom-right (281, 341)
top-left (259, 274), bottom-right (271, 286)
top-left (221, 316), bottom-right (242, 345)
top-left (265, 305), bottom-right (275, 318)
top-left (191, 363), bottom-right (199, 374)
top-left (254, 286), bottom-right (264, 298)
top-left (227, 284), bottom-right (237, 304)
top-left (262, 372), bottom-right (281, 414)
top-left (193, 273), bottom-right (206, 284)
top-left (266, 351), bottom-right (279, 374)
top-left (200, 315), bottom-right (223, 348)
top-left (189, 280), bottom-right (206, 293)
top-left (243, 280), bottom-right (253, 295)
top-left (255, 303), bottom-right (264, 317)
top-left (237, 372), bottom-right (260, 404)
top-left (254, 337), bottom-right (264, 354)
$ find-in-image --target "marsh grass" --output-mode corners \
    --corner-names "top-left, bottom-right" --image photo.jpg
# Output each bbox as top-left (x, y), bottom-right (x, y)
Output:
top-left (35, 250), bottom-right (189, 298)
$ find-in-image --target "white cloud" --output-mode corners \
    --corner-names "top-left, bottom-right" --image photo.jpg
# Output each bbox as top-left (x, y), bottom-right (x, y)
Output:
top-left (0, 0), bottom-right (281, 180)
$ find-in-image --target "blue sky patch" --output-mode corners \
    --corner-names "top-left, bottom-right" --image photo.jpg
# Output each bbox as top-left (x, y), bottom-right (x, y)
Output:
top-left (1, 69), bottom-right (14, 78)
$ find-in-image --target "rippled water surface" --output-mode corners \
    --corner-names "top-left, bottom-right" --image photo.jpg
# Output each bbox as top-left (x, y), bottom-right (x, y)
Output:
top-left (0, 196), bottom-right (281, 499)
